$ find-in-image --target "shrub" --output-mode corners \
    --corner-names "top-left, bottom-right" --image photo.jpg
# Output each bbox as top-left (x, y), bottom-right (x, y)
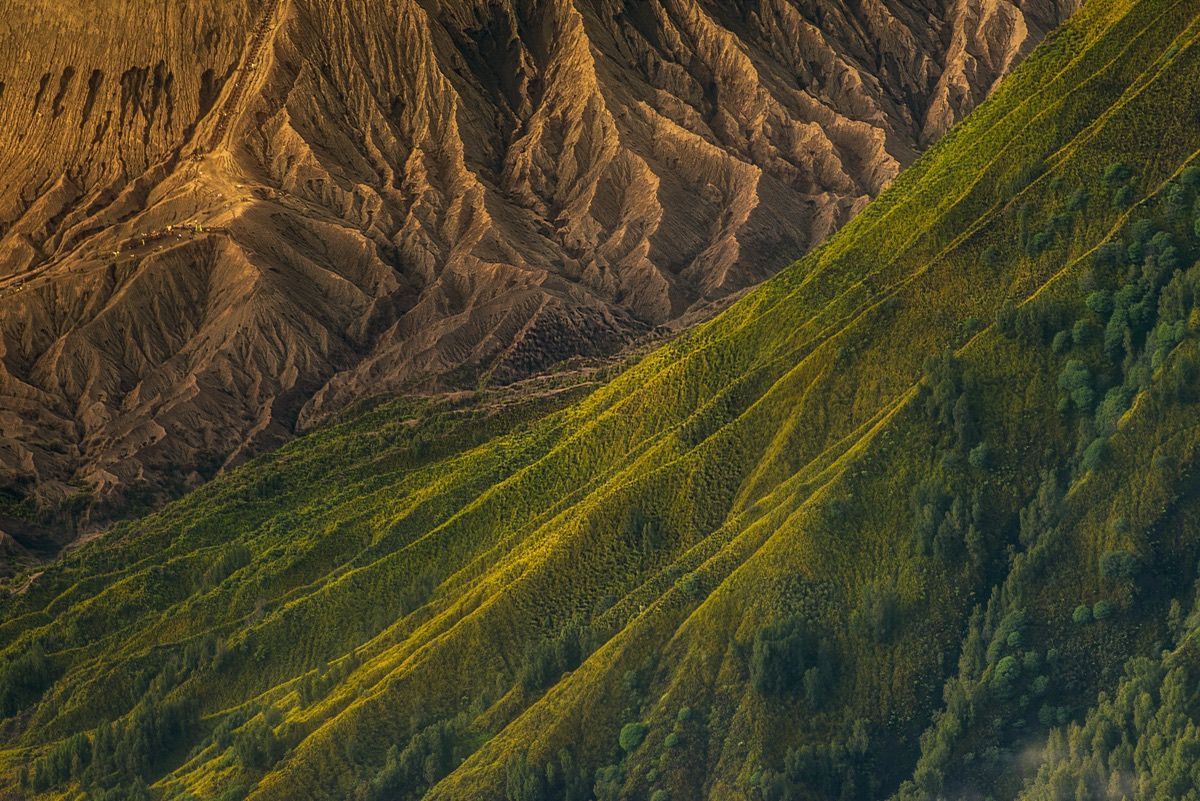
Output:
top-left (1093, 244), bottom-right (1122, 272)
top-left (505, 754), bottom-right (544, 801)
top-left (1073, 319), bottom-right (1097, 346)
top-left (1181, 165), bottom-right (1200, 190)
top-left (678, 573), bottom-right (704, 599)
top-left (234, 717), bottom-right (283, 770)
top-left (1100, 549), bottom-right (1140, 580)
top-left (991, 656), bottom-right (1021, 693)
top-left (1072, 604), bottom-right (1092, 624)
top-left (968, 443), bottom-right (992, 470)
top-left (750, 619), bottom-right (807, 695)
top-left (1058, 361), bottom-right (1094, 411)
top-left (1082, 437), bottom-right (1109, 471)
top-left (1086, 290), bottom-right (1113, 317)
top-left (1092, 600), bottom-right (1113, 621)
top-left (619, 722), bottom-right (648, 753)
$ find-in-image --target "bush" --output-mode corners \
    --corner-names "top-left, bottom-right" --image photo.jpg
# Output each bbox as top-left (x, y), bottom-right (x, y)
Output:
top-left (1072, 604), bottom-right (1092, 624)
top-left (1100, 549), bottom-right (1140, 580)
top-left (968, 443), bottom-right (992, 470)
top-left (520, 622), bottom-right (589, 691)
top-left (1092, 600), bottom-right (1113, 621)
top-left (504, 754), bottom-right (544, 801)
top-left (991, 656), bottom-right (1021, 694)
top-left (619, 722), bottom-right (648, 753)
top-left (1073, 319), bottom-right (1097, 346)
top-left (1052, 330), bottom-right (1072, 354)
top-left (1086, 290), bottom-right (1114, 317)
top-left (751, 620), bottom-right (804, 695)
top-left (1181, 165), bottom-right (1200, 190)
top-left (1058, 360), bottom-right (1094, 411)
top-left (234, 717), bottom-right (283, 770)
top-left (1082, 437), bottom-right (1109, 471)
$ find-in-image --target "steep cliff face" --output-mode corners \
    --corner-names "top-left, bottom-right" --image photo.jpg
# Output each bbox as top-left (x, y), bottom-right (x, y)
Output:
top-left (0, 0), bottom-right (1077, 517)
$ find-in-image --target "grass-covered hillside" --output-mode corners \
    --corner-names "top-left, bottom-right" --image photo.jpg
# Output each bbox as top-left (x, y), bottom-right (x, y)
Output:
top-left (5, 1), bottom-right (1200, 798)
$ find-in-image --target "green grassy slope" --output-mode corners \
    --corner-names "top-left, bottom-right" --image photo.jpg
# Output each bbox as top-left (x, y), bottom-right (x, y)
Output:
top-left (5, 1), bottom-right (1200, 799)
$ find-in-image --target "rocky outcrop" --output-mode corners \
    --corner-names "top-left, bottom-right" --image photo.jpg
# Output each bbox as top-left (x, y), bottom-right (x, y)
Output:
top-left (0, 0), bottom-right (1078, 519)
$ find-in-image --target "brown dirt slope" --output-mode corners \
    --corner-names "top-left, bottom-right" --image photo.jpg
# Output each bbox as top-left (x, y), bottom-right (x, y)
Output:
top-left (0, 0), bottom-right (1076, 518)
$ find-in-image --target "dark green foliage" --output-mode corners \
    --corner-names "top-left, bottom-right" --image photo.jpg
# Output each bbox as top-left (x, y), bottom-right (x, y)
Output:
top-left (365, 714), bottom-right (476, 801)
top-left (1056, 360), bottom-right (1094, 412)
top-left (233, 716), bottom-right (283, 771)
top-left (1072, 604), bottom-right (1092, 625)
top-left (1022, 658), bottom-right (1200, 800)
top-left (618, 722), bottom-right (648, 753)
top-left (851, 583), bottom-right (900, 643)
top-left (1099, 549), bottom-right (1140, 580)
top-left (0, 641), bottom-right (55, 718)
top-left (990, 655), bottom-right (1021, 694)
top-left (750, 616), bottom-right (838, 703)
top-left (1086, 289), bottom-right (1114, 317)
top-left (203, 543), bottom-right (252, 587)
top-left (1082, 437), bottom-right (1109, 471)
top-left (1103, 161), bottom-right (1133, 186)
top-left (997, 299), bottom-right (1018, 337)
top-left (766, 722), bottom-right (876, 801)
top-left (27, 659), bottom-right (200, 793)
top-left (593, 763), bottom-right (625, 801)
top-left (504, 757), bottom-right (543, 801)
top-left (520, 621), bottom-right (591, 692)
top-left (751, 619), bottom-right (807, 695)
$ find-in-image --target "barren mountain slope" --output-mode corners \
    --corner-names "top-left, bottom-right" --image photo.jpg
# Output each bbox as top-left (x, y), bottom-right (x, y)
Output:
top-left (0, 0), bottom-right (1076, 517)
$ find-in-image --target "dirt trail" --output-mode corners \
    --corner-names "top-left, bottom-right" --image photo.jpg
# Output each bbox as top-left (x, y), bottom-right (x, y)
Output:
top-left (10, 571), bottom-right (43, 596)
top-left (199, 0), bottom-right (284, 154)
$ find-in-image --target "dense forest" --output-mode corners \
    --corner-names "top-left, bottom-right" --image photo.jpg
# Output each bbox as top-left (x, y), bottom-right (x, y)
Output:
top-left (3, 0), bottom-right (1200, 799)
